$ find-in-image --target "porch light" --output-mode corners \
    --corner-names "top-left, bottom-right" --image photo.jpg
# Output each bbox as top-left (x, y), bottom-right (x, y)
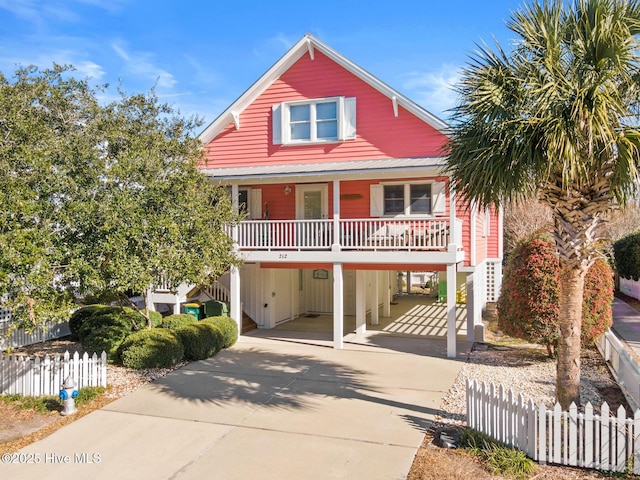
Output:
top-left (284, 185), bottom-right (292, 195)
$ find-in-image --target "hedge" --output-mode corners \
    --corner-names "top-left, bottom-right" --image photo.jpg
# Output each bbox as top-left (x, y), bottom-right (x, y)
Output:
top-left (119, 328), bottom-right (184, 369)
top-left (497, 233), bottom-right (614, 354)
top-left (613, 232), bottom-right (640, 280)
top-left (174, 323), bottom-right (224, 360)
top-left (201, 316), bottom-right (238, 348)
top-left (161, 313), bottom-right (198, 330)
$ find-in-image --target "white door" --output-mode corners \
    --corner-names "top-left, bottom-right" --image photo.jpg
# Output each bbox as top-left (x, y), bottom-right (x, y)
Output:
top-left (295, 184), bottom-right (328, 219)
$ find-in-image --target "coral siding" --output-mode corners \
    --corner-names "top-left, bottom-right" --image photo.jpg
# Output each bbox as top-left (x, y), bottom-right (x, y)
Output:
top-left (202, 51), bottom-right (447, 168)
top-left (487, 206), bottom-right (500, 258)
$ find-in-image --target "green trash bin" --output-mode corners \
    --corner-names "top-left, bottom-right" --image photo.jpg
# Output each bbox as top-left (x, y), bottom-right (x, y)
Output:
top-left (183, 302), bottom-right (202, 320)
top-left (203, 300), bottom-right (229, 318)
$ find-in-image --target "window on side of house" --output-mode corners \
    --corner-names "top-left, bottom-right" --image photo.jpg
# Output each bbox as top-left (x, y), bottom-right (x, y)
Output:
top-left (382, 183), bottom-right (432, 216)
top-left (273, 97), bottom-right (355, 145)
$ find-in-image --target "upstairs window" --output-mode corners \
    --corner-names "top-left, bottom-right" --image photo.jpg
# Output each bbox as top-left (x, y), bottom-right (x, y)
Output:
top-left (370, 182), bottom-right (446, 217)
top-left (273, 97), bottom-right (356, 145)
top-left (383, 184), bottom-right (432, 216)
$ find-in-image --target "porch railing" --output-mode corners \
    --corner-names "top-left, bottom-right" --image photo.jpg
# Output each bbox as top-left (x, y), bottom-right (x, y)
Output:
top-left (232, 218), bottom-right (460, 251)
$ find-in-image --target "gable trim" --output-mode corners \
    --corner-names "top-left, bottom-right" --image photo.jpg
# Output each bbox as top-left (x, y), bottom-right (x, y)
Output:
top-left (199, 34), bottom-right (450, 144)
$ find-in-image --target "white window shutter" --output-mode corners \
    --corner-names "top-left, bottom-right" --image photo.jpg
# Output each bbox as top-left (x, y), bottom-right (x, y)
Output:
top-left (341, 97), bottom-right (356, 140)
top-left (370, 184), bottom-right (384, 217)
top-left (272, 103), bottom-right (283, 145)
top-left (432, 182), bottom-right (446, 215)
top-left (249, 189), bottom-right (262, 219)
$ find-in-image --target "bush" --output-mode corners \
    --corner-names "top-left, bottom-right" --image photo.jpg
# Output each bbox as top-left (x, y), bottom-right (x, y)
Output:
top-left (613, 231), bottom-right (640, 280)
top-left (497, 234), bottom-right (560, 353)
top-left (78, 307), bottom-right (145, 361)
top-left (139, 309), bottom-right (163, 328)
top-left (69, 304), bottom-right (109, 340)
top-left (201, 316), bottom-right (238, 348)
top-left (161, 313), bottom-right (198, 330)
top-left (460, 429), bottom-right (536, 480)
top-left (119, 328), bottom-right (184, 369)
top-left (498, 233), bottom-right (614, 354)
top-left (174, 323), bottom-right (224, 360)
top-left (582, 258), bottom-right (614, 345)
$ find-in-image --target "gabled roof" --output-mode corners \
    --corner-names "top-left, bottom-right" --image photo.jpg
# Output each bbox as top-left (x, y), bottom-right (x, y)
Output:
top-left (199, 34), bottom-right (450, 145)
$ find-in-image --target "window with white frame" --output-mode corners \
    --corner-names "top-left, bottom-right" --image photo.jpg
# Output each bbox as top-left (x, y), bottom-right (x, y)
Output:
top-left (370, 181), bottom-right (446, 217)
top-left (382, 183), bottom-right (432, 216)
top-left (272, 97), bottom-right (356, 145)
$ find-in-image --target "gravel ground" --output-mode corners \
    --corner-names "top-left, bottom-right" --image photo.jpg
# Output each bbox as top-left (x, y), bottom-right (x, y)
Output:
top-left (438, 344), bottom-right (630, 425)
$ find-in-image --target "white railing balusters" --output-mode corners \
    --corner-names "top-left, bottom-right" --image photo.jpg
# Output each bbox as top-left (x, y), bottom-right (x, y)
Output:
top-left (229, 217), bottom-right (454, 251)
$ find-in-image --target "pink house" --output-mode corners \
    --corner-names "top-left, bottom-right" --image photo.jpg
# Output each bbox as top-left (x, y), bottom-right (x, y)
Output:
top-left (193, 34), bottom-right (503, 357)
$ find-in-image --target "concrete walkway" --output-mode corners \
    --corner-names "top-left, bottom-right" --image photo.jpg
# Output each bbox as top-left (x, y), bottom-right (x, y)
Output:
top-left (612, 297), bottom-right (640, 358)
top-left (1, 332), bottom-right (471, 480)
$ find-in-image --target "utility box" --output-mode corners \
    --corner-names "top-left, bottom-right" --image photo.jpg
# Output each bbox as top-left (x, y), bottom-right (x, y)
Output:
top-left (203, 300), bottom-right (229, 318)
top-left (183, 302), bottom-right (203, 320)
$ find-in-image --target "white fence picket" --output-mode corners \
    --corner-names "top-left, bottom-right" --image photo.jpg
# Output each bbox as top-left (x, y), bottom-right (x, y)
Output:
top-left (466, 381), bottom-right (639, 473)
top-left (0, 350), bottom-right (107, 396)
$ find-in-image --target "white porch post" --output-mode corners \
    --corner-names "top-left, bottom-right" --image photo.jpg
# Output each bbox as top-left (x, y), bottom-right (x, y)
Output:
top-left (370, 271), bottom-right (379, 326)
top-left (333, 263), bottom-right (344, 349)
top-left (332, 180), bottom-right (340, 251)
top-left (355, 269), bottom-right (366, 335)
top-left (466, 272), bottom-right (476, 342)
top-left (383, 271), bottom-right (391, 318)
top-left (230, 184), bottom-right (242, 334)
top-left (173, 297), bottom-right (180, 315)
top-left (230, 265), bottom-right (241, 333)
top-left (446, 263), bottom-right (457, 358)
top-left (449, 182), bottom-right (457, 248)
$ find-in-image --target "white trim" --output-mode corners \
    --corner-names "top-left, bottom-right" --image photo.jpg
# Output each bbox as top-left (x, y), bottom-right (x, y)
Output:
top-left (470, 202), bottom-right (477, 266)
top-left (392, 96), bottom-right (399, 117)
top-left (377, 181), bottom-right (437, 218)
top-left (199, 34), bottom-right (449, 144)
top-left (231, 111), bottom-right (240, 129)
top-left (279, 97), bottom-right (344, 145)
top-left (295, 183), bottom-right (329, 219)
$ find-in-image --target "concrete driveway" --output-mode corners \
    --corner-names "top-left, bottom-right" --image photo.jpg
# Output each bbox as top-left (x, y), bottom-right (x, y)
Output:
top-left (1, 332), bottom-right (470, 480)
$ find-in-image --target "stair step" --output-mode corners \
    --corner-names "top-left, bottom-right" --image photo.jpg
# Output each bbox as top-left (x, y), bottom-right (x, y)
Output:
top-left (242, 315), bottom-right (257, 334)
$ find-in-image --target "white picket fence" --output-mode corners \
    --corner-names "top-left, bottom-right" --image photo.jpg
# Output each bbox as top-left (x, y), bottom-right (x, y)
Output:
top-left (466, 379), bottom-right (640, 474)
top-left (0, 350), bottom-right (107, 397)
top-left (0, 319), bottom-right (71, 352)
top-left (599, 329), bottom-right (640, 411)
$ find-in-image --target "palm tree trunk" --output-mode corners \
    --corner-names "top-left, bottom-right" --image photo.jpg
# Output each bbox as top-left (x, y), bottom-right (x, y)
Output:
top-left (555, 264), bottom-right (586, 409)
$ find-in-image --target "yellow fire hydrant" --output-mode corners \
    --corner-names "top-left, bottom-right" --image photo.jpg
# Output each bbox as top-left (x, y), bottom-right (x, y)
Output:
top-left (59, 375), bottom-right (79, 416)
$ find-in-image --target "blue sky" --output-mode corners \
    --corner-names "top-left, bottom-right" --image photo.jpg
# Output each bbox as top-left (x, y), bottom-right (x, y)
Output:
top-left (0, 0), bottom-right (521, 131)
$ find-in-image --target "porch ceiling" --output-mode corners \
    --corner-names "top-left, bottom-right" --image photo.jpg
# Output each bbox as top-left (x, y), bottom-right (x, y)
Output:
top-left (201, 157), bottom-right (446, 184)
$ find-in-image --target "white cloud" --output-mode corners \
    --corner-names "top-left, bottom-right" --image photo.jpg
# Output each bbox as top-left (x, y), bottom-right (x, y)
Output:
top-left (401, 64), bottom-right (463, 120)
top-left (252, 33), bottom-right (296, 60)
top-left (111, 41), bottom-right (177, 90)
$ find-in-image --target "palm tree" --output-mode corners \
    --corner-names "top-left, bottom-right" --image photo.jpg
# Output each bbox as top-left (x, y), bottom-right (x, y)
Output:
top-left (447, 0), bottom-right (640, 409)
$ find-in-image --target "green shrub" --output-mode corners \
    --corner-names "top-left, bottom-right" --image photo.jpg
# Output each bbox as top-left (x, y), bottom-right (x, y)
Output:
top-left (75, 386), bottom-right (106, 406)
top-left (613, 231), bottom-right (640, 280)
top-left (139, 309), bottom-right (163, 328)
top-left (460, 429), bottom-right (536, 480)
top-left (498, 233), bottom-right (614, 355)
top-left (69, 304), bottom-right (109, 340)
top-left (582, 258), bottom-right (614, 346)
top-left (201, 316), bottom-right (238, 348)
top-left (161, 313), bottom-right (198, 330)
top-left (119, 328), bottom-right (184, 369)
top-left (174, 323), bottom-right (224, 360)
top-left (497, 234), bottom-right (560, 354)
top-left (78, 307), bottom-right (146, 361)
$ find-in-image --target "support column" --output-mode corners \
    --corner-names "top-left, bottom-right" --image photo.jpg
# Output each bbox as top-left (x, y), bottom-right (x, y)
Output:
top-left (446, 263), bottom-right (457, 358)
top-left (230, 183), bottom-right (242, 334)
top-left (230, 265), bottom-right (242, 334)
top-left (355, 269), bottom-right (366, 335)
top-left (466, 272), bottom-right (476, 342)
top-left (406, 270), bottom-right (411, 294)
top-left (370, 271), bottom-right (379, 326)
top-left (332, 180), bottom-right (340, 251)
top-left (333, 263), bottom-right (344, 349)
top-left (383, 271), bottom-right (391, 318)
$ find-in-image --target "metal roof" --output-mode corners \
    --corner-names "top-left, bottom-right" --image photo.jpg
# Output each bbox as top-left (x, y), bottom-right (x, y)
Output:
top-left (200, 157), bottom-right (447, 182)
